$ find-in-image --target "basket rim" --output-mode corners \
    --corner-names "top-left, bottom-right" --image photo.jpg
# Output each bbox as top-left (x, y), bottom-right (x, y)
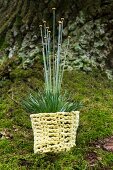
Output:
top-left (30, 111), bottom-right (80, 118)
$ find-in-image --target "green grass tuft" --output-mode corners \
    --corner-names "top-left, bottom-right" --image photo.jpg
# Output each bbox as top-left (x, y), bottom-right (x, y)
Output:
top-left (22, 91), bottom-right (82, 113)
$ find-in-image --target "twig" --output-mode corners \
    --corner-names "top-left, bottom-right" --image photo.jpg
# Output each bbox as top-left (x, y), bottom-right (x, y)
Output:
top-left (7, 93), bottom-right (20, 106)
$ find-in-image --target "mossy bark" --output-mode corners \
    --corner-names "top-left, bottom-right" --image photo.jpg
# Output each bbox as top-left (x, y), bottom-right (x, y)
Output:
top-left (0, 0), bottom-right (113, 69)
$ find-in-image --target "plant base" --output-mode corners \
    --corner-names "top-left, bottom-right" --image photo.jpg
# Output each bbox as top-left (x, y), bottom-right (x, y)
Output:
top-left (30, 111), bottom-right (79, 153)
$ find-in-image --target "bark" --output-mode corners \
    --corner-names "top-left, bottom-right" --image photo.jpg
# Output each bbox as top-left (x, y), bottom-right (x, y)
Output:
top-left (0, 0), bottom-right (113, 72)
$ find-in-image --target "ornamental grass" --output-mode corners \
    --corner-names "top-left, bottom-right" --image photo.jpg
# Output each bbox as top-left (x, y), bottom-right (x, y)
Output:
top-left (22, 8), bottom-right (82, 113)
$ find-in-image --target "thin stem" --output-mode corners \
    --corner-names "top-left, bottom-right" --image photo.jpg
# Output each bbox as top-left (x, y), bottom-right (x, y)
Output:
top-left (42, 47), bottom-right (49, 91)
top-left (43, 21), bottom-right (46, 38)
top-left (59, 18), bottom-right (64, 90)
top-left (39, 25), bottom-right (46, 86)
top-left (46, 27), bottom-right (49, 69)
top-left (39, 25), bottom-right (43, 44)
top-left (61, 18), bottom-right (64, 44)
top-left (56, 21), bottom-right (62, 93)
top-left (48, 31), bottom-right (52, 92)
top-left (52, 8), bottom-right (56, 91)
top-left (43, 21), bottom-right (48, 68)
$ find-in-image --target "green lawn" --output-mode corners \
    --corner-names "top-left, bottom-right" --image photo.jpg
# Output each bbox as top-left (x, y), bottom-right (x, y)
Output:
top-left (1, 58), bottom-right (113, 169)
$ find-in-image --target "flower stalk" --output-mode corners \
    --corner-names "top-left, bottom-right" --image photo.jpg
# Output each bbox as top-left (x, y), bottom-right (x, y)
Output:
top-left (22, 8), bottom-right (82, 114)
top-left (39, 8), bottom-right (70, 95)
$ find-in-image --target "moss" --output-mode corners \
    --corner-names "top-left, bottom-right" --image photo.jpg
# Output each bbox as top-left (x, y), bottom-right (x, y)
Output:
top-left (1, 59), bottom-right (113, 169)
top-left (15, 15), bottom-right (22, 28)
top-left (10, 68), bottom-right (33, 79)
top-left (0, 34), bottom-right (6, 49)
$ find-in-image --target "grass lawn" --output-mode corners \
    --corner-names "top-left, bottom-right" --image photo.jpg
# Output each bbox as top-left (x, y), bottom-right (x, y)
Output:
top-left (1, 58), bottom-right (113, 169)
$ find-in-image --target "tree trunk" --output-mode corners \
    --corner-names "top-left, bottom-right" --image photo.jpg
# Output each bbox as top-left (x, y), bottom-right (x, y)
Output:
top-left (0, 0), bottom-right (113, 73)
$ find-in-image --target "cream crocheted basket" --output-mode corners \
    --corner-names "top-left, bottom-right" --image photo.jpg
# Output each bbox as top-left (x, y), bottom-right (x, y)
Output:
top-left (30, 111), bottom-right (79, 153)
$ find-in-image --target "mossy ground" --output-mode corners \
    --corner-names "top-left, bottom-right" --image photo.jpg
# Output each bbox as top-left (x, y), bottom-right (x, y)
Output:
top-left (1, 57), bottom-right (113, 169)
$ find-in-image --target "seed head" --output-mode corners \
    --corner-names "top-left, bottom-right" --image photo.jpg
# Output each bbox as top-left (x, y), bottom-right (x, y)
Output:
top-left (52, 7), bottom-right (56, 10)
top-left (61, 18), bottom-right (64, 21)
top-left (43, 21), bottom-right (46, 23)
top-left (58, 21), bottom-right (62, 24)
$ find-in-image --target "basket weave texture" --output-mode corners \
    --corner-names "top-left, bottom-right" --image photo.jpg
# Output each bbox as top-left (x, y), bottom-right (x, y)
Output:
top-left (30, 111), bottom-right (79, 153)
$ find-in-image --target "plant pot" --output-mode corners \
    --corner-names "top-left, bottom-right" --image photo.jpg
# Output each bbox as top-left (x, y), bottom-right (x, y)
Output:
top-left (30, 111), bottom-right (79, 154)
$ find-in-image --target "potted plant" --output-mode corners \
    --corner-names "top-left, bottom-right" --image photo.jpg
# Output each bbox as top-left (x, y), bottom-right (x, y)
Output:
top-left (22, 8), bottom-right (82, 154)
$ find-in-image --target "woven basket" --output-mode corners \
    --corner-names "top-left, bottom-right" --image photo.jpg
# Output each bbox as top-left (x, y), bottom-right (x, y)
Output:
top-left (30, 111), bottom-right (79, 153)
